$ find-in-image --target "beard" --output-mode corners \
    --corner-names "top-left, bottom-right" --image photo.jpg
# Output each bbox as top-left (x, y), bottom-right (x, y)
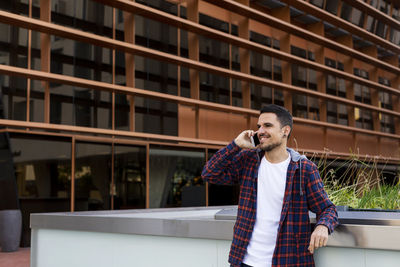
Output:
top-left (260, 139), bottom-right (283, 152)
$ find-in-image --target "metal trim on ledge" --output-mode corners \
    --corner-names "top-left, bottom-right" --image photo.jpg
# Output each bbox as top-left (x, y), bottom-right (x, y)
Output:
top-left (31, 206), bottom-right (400, 251)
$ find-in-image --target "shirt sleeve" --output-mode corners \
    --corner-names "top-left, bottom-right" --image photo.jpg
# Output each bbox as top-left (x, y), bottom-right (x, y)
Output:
top-left (305, 161), bottom-right (339, 234)
top-left (201, 141), bottom-right (245, 185)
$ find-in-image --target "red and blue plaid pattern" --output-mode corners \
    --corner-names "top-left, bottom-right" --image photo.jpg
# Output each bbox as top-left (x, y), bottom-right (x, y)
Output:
top-left (202, 141), bottom-right (338, 267)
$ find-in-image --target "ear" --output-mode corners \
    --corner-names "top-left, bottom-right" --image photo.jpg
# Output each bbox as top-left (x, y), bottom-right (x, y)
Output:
top-left (283, 126), bottom-right (291, 137)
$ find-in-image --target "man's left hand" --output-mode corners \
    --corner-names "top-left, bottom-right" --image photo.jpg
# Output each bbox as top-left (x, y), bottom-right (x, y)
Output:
top-left (308, 225), bottom-right (329, 254)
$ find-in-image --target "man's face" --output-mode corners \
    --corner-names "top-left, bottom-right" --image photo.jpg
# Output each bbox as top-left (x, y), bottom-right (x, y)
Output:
top-left (256, 113), bottom-right (289, 152)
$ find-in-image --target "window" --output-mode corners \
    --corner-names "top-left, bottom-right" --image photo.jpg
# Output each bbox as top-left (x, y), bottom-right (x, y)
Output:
top-left (325, 58), bottom-right (346, 97)
top-left (354, 68), bottom-right (371, 104)
top-left (149, 147), bottom-right (205, 208)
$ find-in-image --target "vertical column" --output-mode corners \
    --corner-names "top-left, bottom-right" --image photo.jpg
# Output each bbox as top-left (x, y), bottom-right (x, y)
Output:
top-left (71, 137), bottom-right (76, 212)
top-left (271, 6), bottom-right (292, 112)
top-left (146, 143), bottom-right (150, 209)
top-left (40, 0), bottom-right (51, 123)
top-left (187, 0), bottom-right (199, 99)
top-left (237, 0), bottom-right (250, 108)
top-left (26, 0), bottom-right (33, 122)
top-left (187, 0), bottom-right (200, 138)
top-left (112, 8), bottom-right (116, 131)
top-left (124, 10), bottom-right (135, 131)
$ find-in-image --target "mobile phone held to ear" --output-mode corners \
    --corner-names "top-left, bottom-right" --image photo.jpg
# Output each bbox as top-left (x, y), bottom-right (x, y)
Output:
top-left (251, 134), bottom-right (260, 147)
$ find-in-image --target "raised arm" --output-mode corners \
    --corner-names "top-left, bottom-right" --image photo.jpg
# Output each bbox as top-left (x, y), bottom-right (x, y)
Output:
top-left (201, 130), bottom-right (256, 185)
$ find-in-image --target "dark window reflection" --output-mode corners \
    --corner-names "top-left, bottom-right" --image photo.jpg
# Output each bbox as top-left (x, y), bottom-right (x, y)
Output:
top-left (50, 36), bottom-right (112, 83)
top-left (10, 134), bottom-right (71, 246)
top-left (325, 0), bottom-right (339, 15)
top-left (232, 79), bottom-right (242, 107)
top-left (0, 24), bottom-right (28, 69)
top-left (0, 74), bottom-right (27, 121)
top-left (0, 0), bottom-right (39, 17)
top-left (75, 142), bottom-right (112, 211)
top-left (114, 145), bottom-right (146, 209)
top-left (52, 0), bottom-right (113, 38)
top-left (136, 0), bottom-right (178, 15)
top-left (355, 108), bottom-right (373, 130)
top-left (49, 84), bottom-right (112, 129)
top-left (180, 67), bottom-right (191, 98)
top-left (115, 93), bottom-right (130, 131)
top-left (135, 56), bottom-right (178, 95)
top-left (135, 97), bottom-right (178, 136)
top-left (30, 80), bottom-right (44, 122)
top-left (199, 13), bottom-right (229, 33)
top-left (200, 72), bottom-right (230, 105)
top-left (135, 15), bottom-right (178, 55)
top-left (149, 147), bottom-right (205, 208)
top-left (327, 102), bottom-right (348, 125)
top-left (340, 3), bottom-right (352, 22)
top-left (199, 35), bottom-right (229, 68)
top-left (251, 84), bottom-right (272, 110)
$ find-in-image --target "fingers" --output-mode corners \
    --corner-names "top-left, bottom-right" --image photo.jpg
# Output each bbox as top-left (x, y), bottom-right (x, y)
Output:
top-left (234, 130), bottom-right (256, 149)
top-left (308, 225), bottom-right (329, 254)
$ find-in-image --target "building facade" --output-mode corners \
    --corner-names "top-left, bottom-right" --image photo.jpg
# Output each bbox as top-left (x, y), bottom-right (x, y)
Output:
top-left (0, 0), bottom-right (399, 245)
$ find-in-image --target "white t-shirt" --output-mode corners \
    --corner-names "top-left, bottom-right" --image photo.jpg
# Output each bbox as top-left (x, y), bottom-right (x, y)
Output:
top-left (242, 154), bottom-right (291, 267)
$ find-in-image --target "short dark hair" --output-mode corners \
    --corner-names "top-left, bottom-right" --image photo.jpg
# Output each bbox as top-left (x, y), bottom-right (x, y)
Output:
top-left (260, 104), bottom-right (293, 137)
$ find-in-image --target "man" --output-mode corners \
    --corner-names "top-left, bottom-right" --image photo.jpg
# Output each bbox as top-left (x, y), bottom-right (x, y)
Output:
top-left (202, 104), bottom-right (338, 267)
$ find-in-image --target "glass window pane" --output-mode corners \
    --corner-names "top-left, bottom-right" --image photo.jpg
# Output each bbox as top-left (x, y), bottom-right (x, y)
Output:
top-left (135, 97), bottom-right (178, 136)
top-left (250, 51), bottom-right (272, 79)
top-left (340, 3), bottom-right (352, 21)
top-left (325, 0), bottom-right (339, 14)
top-left (114, 144), bottom-right (146, 209)
top-left (52, 0), bottom-right (113, 38)
top-left (310, 0), bottom-right (324, 8)
top-left (199, 36), bottom-right (229, 69)
top-left (149, 147), bottom-right (205, 208)
top-left (50, 36), bottom-right (112, 83)
top-left (232, 79), bottom-right (242, 107)
top-left (0, 74), bottom-right (27, 121)
top-left (31, 31), bottom-right (41, 71)
top-left (135, 56), bottom-right (178, 95)
top-left (75, 142), bottom-right (112, 211)
top-left (30, 80), bottom-right (44, 122)
top-left (0, 23), bottom-right (28, 68)
top-left (49, 84), bottom-right (112, 129)
top-left (135, 15), bottom-right (177, 55)
top-left (251, 84), bottom-right (272, 110)
top-left (136, 0), bottom-right (178, 15)
top-left (115, 93), bottom-right (130, 131)
top-left (0, 0), bottom-right (30, 16)
top-left (199, 72), bottom-right (230, 105)
top-left (10, 134), bottom-right (71, 246)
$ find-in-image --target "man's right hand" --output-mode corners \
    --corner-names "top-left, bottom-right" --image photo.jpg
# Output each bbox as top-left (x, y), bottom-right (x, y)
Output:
top-left (234, 130), bottom-right (257, 149)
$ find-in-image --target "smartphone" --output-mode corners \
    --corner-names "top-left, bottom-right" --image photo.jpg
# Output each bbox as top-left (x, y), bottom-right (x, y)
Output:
top-left (251, 134), bottom-right (260, 147)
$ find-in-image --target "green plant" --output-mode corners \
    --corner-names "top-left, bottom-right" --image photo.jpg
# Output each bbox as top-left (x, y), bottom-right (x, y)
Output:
top-left (311, 151), bottom-right (400, 210)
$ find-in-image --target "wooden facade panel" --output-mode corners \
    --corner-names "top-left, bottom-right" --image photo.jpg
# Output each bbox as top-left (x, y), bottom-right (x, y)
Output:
top-left (291, 124), bottom-right (325, 151)
top-left (199, 109), bottom-right (247, 142)
top-left (379, 138), bottom-right (400, 159)
top-left (325, 129), bottom-right (354, 154)
top-left (178, 105), bottom-right (197, 139)
top-left (355, 134), bottom-right (380, 155)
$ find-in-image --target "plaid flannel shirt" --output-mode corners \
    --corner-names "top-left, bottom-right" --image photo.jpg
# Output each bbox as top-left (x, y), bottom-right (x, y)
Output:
top-left (202, 141), bottom-right (338, 267)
